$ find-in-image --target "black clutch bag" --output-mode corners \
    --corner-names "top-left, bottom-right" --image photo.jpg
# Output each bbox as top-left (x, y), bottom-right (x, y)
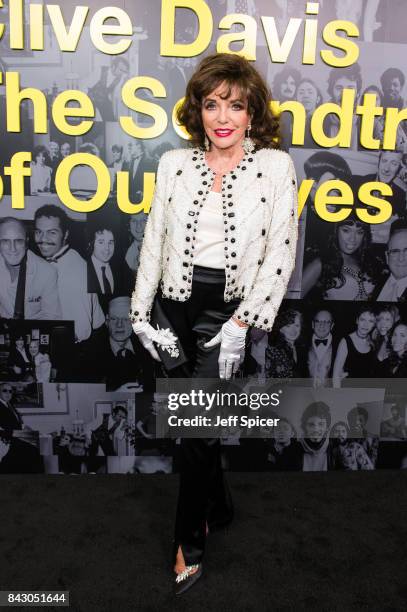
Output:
top-left (150, 295), bottom-right (189, 371)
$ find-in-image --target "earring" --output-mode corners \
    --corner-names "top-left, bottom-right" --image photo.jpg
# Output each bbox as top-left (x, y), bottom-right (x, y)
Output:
top-left (204, 134), bottom-right (210, 151)
top-left (243, 124), bottom-right (254, 154)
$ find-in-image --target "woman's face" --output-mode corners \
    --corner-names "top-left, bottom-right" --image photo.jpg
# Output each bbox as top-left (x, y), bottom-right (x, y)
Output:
top-left (201, 83), bottom-right (251, 152)
top-left (36, 151), bottom-right (45, 165)
top-left (280, 315), bottom-right (301, 342)
top-left (376, 311), bottom-right (394, 336)
top-left (337, 223), bottom-right (365, 255)
top-left (332, 424), bottom-right (347, 443)
top-left (274, 420), bottom-right (293, 444)
top-left (93, 230), bottom-right (115, 263)
top-left (305, 416), bottom-right (328, 443)
top-left (129, 215), bottom-right (146, 240)
top-left (15, 338), bottom-right (24, 350)
top-left (391, 324), bottom-right (407, 356)
top-left (297, 81), bottom-right (319, 113)
top-left (356, 312), bottom-right (376, 336)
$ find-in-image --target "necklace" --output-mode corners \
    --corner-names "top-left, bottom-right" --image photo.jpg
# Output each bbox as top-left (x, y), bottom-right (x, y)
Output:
top-left (342, 264), bottom-right (369, 300)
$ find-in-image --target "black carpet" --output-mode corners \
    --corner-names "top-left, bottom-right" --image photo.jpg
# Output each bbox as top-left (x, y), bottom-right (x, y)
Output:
top-left (1, 472), bottom-right (406, 612)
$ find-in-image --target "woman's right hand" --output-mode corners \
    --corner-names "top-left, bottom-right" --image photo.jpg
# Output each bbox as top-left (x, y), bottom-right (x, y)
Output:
top-left (132, 321), bottom-right (178, 362)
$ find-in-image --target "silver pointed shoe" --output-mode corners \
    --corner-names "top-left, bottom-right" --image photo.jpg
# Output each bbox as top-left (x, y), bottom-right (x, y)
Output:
top-left (174, 563), bottom-right (203, 595)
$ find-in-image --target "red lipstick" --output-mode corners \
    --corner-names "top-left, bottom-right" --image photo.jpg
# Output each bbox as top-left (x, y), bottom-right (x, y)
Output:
top-left (214, 129), bottom-right (234, 137)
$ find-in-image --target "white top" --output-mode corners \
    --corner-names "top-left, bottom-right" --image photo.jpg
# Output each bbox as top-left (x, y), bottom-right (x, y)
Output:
top-left (193, 191), bottom-right (225, 269)
top-left (377, 273), bottom-right (407, 301)
top-left (49, 248), bottom-right (105, 342)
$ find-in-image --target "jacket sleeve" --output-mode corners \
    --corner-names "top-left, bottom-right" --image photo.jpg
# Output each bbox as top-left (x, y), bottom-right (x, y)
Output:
top-left (233, 153), bottom-right (298, 332)
top-left (129, 152), bottom-right (169, 324)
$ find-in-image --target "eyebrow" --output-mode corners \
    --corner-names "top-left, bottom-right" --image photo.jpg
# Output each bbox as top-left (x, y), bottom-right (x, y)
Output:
top-left (203, 96), bottom-right (246, 103)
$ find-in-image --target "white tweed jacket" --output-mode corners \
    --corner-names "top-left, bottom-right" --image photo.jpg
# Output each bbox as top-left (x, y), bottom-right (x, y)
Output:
top-left (129, 145), bottom-right (298, 332)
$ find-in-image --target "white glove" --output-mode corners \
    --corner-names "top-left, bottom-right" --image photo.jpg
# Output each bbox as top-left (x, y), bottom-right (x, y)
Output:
top-left (132, 321), bottom-right (178, 362)
top-left (203, 318), bottom-right (248, 380)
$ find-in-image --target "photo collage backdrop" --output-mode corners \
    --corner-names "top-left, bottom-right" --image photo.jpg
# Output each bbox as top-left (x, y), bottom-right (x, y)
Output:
top-left (0, 0), bottom-right (406, 473)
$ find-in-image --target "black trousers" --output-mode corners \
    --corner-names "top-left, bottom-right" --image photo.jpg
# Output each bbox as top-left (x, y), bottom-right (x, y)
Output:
top-left (156, 266), bottom-right (241, 565)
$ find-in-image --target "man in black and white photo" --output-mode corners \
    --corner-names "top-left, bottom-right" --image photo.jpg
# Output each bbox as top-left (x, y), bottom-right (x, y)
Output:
top-left (108, 144), bottom-right (124, 194)
top-left (122, 140), bottom-right (153, 203)
top-left (0, 427), bottom-right (44, 473)
top-left (0, 384), bottom-right (24, 430)
top-left (324, 63), bottom-right (362, 148)
top-left (307, 310), bottom-right (336, 387)
top-left (34, 205), bottom-right (106, 380)
top-left (351, 150), bottom-right (406, 217)
top-left (47, 141), bottom-right (61, 193)
top-left (373, 218), bottom-right (407, 301)
top-left (103, 296), bottom-right (155, 392)
top-left (272, 66), bottom-right (301, 103)
top-left (381, 67), bottom-right (405, 110)
top-left (0, 217), bottom-right (61, 320)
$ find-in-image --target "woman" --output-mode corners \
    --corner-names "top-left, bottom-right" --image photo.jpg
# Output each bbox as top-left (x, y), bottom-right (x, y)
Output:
top-left (7, 336), bottom-right (31, 380)
top-left (124, 213), bottom-right (148, 274)
top-left (265, 308), bottom-right (304, 378)
top-left (30, 145), bottom-right (52, 194)
top-left (329, 421), bottom-right (374, 470)
top-left (372, 305), bottom-right (399, 363)
top-left (129, 53), bottom-right (298, 594)
top-left (295, 78), bottom-right (323, 148)
top-left (302, 151), bottom-right (352, 257)
top-left (377, 321), bottom-right (407, 377)
top-left (302, 213), bottom-right (378, 300)
top-left (333, 307), bottom-right (377, 387)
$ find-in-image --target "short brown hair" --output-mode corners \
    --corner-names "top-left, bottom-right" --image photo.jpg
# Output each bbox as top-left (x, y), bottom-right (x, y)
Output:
top-left (176, 53), bottom-right (280, 150)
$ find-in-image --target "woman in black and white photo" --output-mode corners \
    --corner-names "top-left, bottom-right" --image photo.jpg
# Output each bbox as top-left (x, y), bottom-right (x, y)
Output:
top-left (302, 151), bottom-right (352, 258)
top-left (376, 321), bottom-right (407, 377)
top-left (295, 78), bottom-right (323, 148)
top-left (302, 213), bottom-right (379, 301)
top-left (372, 305), bottom-right (399, 363)
top-left (265, 308), bottom-right (305, 378)
top-left (30, 145), bottom-right (52, 195)
top-left (333, 306), bottom-right (378, 387)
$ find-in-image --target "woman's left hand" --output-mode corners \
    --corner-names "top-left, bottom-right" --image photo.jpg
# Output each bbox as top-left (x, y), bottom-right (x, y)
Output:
top-left (204, 318), bottom-right (248, 380)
